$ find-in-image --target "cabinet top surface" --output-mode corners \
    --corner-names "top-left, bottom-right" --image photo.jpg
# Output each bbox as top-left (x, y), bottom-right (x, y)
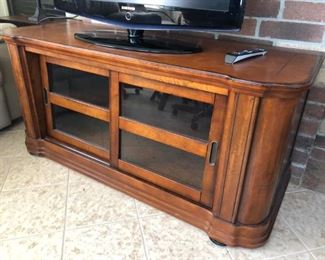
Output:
top-left (3, 20), bottom-right (324, 89)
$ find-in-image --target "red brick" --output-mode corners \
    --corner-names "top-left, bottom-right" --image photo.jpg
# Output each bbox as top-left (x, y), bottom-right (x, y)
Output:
top-left (246, 0), bottom-right (280, 17)
top-left (217, 34), bottom-right (273, 46)
top-left (291, 149), bottom-right (309, 165)
top-left (304, 103), bottom-right (325, 120)
top-left (295, 135), bottom-right (315, 151)
top-left (284, 2), bottom-right (325, 23)
top-left (311, 147), bottom-right (325, 161)
top-left (260, 21), bottom-right (324, 42)
top-left (290, 164), bottom-right (306, 177)
top-left (239, 18), bottom-right (257, 36)
top-left (315, 135), bottom-right (325, 149)
top-left (308, 86), bottom-right (325, 103)
top-left (303, 159), bottom-right (325, 192)
top-left (314, 68), bottom-right (325, 88)
top-left (298, 118), bottom-right (321, 137)
top-left (168, 31), bottom-right (215, 39)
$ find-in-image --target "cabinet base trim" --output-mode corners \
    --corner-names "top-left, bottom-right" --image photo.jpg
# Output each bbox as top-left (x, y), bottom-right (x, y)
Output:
top-left (26, 136), bottom-right (281, 248)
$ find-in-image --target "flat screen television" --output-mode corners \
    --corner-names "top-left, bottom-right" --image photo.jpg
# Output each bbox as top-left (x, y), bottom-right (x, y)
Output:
top-left (54, 0), bottom-right (246, 53)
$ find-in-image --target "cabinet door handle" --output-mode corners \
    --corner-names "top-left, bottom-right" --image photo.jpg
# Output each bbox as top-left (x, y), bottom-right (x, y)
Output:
top-left (209, 141), bottom-right (219, 166)
top-left (43, 88), bottom-right (48, 104)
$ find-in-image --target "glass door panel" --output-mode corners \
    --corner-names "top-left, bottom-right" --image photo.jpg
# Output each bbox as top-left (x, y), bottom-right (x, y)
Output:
top-left (120, 131), bottom-right (205, 189)
top-left (52, 105), bottom-right (109, 150)
top-left (121, 84), bottom-right (213, 141)
top-left (42, 57), bottom-right (111, 160)
top-left (117, 78), bottom-right (221, 203)
top-left (48, 64), bottom-right (109, 108)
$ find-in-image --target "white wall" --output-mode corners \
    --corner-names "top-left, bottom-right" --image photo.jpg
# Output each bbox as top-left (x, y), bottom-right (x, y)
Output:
top-left (0, 0), bottom-right (9, 16)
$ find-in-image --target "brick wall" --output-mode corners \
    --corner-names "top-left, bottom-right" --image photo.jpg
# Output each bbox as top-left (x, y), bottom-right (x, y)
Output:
top-left (217, 0), bottom-right (325, 51)
top-left (216, 0), bottom-right (325, 191)
top-left (291, 64), bottom-right (325, 191)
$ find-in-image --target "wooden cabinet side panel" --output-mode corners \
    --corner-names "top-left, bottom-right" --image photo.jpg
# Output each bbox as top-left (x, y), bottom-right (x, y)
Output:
top-left (25, 52), bottom-right (47, 138)
top-left (237, 97), bottom-right (299, 225)
top-left (6, 44), bottom-right (43, 139)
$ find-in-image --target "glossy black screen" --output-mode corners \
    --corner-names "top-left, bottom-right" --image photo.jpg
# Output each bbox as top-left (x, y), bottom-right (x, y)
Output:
top-left (54, 0), bottom-right (245, 30)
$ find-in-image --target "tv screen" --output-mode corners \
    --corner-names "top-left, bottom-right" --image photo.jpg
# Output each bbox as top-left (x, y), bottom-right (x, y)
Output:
top-left (54, 0), bottom-right (245, 30)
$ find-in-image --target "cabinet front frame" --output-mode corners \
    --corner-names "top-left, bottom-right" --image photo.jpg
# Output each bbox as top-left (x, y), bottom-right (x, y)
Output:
top-left (40, 54), bottom-right (228, 207)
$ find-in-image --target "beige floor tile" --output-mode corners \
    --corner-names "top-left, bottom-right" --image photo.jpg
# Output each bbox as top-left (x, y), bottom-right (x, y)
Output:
top-left (286, 182), bottom-right (306, 193)
top-left (63, 220), bottom-right (146, 260)
top-left (0, 158), bottom-right (9, 187)
top-left (135, 199), bottom-right (164, 217)
top-left (66, 177), bottom-right (137, 228)
top-left (0, 131), bottom-right (29, 158)
top-left (0, 232), bottom-right (62, 260)
top-left (5, 121), bottom-right (25, 132)
top-left (0, 185), bottom-right (66, 240)
top-left (270, 251), bottom-right (315, 260)
top-left (227, 218), bottom-right (307, 260)
top-left (311, 247), bottom-right (325, 260)
top-left (141, 214), bottom-right (231, 260)
top-left (68, 169), bottom-right (93, 183)
top-left (2, 157), bottom-right (68, 191)
top-left (280, 191), bottom-right (325, 249)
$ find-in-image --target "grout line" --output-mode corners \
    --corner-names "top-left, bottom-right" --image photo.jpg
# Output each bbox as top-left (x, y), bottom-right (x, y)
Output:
top-left (285, 189), bottom-right (308, 194)
top-left (1, 181), bottom-right (69, 193)
top-left (0, 230), bottom-right (64, 242)
top-left (285, 188), bottom-right (317, 196)
top-left (290, 0), bottom-right (325, 2)
top-left (226, 248), bottom-right (235, 260)
top-left (264, 249), bottom-right (313, 260)
top-left (135, 200), bottom-right (150, 260)
top-left (310, 245), bottom-right (325, 260)
top-left (308, 245), bottom-right (325, 251)
top-left (64, 216), bottom-right (139, 232)
top-left (310, 251), bottom-right (319, 260)
top-left (280, 216), bottom-right (312, 251)
top-left (60, 169), bottom-right (70, 260)
top-left (0, 167), bottom-right (9, 193)
top-left (277, 0), bottom-right (285, 19)
top-left (254, 18), bottom-right (262, 37)
top-left (244, 16), bottom-right (325, 26)
top-left (305, 101), bottom-right (325, 107)
top-left (313, 146), bottom-right (325, 152)
top-left (291, 162), bottom-right (306, 168)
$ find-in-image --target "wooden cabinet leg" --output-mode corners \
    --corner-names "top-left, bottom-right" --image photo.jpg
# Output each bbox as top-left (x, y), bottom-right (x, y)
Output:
top-left (209, 238), bottom-right (227, 247)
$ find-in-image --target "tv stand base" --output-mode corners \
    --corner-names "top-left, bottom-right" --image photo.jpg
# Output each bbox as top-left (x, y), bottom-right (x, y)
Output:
top-left (74, 30), bottom-right (202, 54)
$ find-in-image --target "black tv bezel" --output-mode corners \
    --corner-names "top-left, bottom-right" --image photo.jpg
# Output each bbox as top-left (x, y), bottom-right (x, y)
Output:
top-left (53, 0), bottom-right (246, 31)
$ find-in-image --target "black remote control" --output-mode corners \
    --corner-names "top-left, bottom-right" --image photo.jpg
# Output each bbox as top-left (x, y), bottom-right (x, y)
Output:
top-left (225, 48), bottom-right (267, 64)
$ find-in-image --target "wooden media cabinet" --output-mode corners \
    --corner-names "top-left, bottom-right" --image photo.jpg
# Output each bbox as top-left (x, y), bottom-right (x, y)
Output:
top-left (3, 20), bottom-right (324, 248)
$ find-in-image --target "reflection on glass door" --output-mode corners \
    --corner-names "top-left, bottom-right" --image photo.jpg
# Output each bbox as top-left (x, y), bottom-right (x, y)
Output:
top-left (121, 85), bottom-right (213, 140)
top-left (48, 64), bottom-right (109, 108)
top-left (120, 131), bottom-right (205, 189)
top-left (42, 58), bottom-right (111, 160)
top-left (118, 81), bottom-right (218, 200)
top-left (52, 105), bottom-right (110, 150)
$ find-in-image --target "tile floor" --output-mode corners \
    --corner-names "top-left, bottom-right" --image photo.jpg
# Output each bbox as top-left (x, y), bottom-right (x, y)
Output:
top-left (0, 121), bottom-right (324, 260)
